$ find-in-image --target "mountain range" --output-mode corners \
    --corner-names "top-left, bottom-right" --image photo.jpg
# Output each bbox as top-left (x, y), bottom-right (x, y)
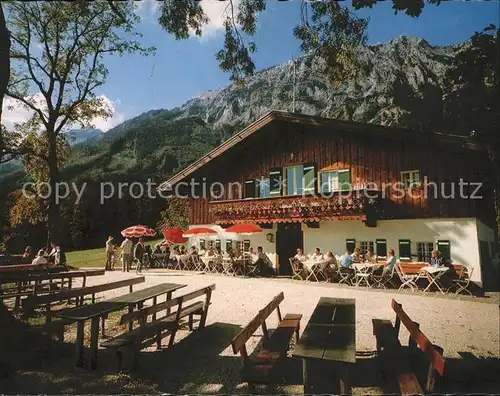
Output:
top-left (2, 36), bottom-right (464, 184)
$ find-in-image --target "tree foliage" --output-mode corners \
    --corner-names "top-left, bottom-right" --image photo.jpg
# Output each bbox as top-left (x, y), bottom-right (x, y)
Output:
top-left (8, 189), bottom-right (45, 227)
top-left (5, 1), bottom-right (153, 241)
top-left (157, 197), bottom-right (189, 231)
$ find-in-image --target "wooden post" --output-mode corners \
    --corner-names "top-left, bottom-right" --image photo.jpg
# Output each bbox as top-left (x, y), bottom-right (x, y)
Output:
top-left (340, 363), bottom-right (352, 395)
top-left (199, 288), bottom-right (212, 329)
top-left (101, 316), bottom-right (106, 337)
top-left (276, 305), bottom-right (283, 322)
top-left (166, 291), bottom-right (172, 316)
top-left (394, 304), bottom-right (402, 336)
top-left (128, 304), bottom-right (133, 331)
top-left (14, 281), bottom-right (21, 311)
top-left (426, 345), bottom-right (444, 392)
top-left (90, 317), bottom-right (100, 369)
top-left (67, 278), bottom-right (73, 304)
top-left (74, 321), bottom-right (85, 368)
top-left (408, 321), bottom-right (420, 351)
top-left (261, 320), bottom-right (269, 341)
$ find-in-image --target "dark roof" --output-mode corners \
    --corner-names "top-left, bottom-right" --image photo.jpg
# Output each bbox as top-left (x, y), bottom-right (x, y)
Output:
top-left (159, 110), bottom-right (483, 190)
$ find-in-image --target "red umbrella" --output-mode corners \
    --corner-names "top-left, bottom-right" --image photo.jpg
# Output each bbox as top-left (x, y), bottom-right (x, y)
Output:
top-left (163, 227), bottom-right (188, 244)
top-left (121, 225), bottom-right (157, 238)
top-left (225, 223), bottom-right (263, 235)
top-left (182, 227), bottom-right (217, 237)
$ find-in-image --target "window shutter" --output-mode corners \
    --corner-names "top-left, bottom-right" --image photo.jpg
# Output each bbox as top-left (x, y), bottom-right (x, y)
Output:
top-left (303, 163), bottom-right (316, 195)
top-left (339, 170), bottom-right (350, 191)
top-left (270, 168), bottom-right (282, 196)
top-left (437, 240), bottom-right (451, 262)
top-left (245, 180), bottom-right (256, 199)
top-left (376, 239), bottom-right (387, 258)
top-left (346, 239), bottom-right (356, 253)
top-left (398, 239), bottom-right (411, 261)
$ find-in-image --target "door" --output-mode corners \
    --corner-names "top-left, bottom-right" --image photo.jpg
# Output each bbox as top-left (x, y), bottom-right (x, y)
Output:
top-left (276, 222), bottom-right (303, 275)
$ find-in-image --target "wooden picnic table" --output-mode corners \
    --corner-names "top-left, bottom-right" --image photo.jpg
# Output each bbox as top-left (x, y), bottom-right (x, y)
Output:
top-left (293, 297), bottom-right (356, 394)
top-left (55, 282), bottom-right (186, 369)
top-left (0, 262), bottom-right (52, 272)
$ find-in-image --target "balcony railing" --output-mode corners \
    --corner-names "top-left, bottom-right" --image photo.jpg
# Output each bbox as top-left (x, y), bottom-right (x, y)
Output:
top-left (208, 194), bottom-right (368, 224)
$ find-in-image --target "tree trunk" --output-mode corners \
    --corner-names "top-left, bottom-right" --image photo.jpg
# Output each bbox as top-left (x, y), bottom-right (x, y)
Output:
top-left (46, 130), bottom-right (60, 245)
top-left (0, 4), bottom-right (10, 125)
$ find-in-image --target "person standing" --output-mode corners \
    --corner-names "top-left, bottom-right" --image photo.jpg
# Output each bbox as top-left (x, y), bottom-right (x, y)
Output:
top-left (48, 242), bottom-right (61, 265)
top-left (120, 237), bottom-right (133, 272)
top-left (134, 238), bottom-right (145, 274)
top-left (105, 236), bottom-right (114, 271)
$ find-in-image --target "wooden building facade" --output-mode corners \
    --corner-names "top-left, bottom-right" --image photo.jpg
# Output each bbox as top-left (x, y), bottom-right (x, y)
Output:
top-left (161, 111), bottom-right (498, 285)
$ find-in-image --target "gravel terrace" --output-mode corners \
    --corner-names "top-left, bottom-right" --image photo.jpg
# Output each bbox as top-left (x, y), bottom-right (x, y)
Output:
top-left (3, 269), bottom-right (500, 394)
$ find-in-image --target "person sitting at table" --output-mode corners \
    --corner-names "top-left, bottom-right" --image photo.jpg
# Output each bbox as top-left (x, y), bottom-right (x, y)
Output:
top-left (189, 246), bottom-right (198, 256)
top-left (339, 250), bottom-right (355, 274)
top-left (153, 245), bottom-right (162, 255)
top-left (205, 247), bottom-right (215, 257)
top-left (31, 249), bottom-right (48, 265)
top-left (322, 251), bottom-right (337, 278)
top-left (352, 248), bottom-right (362, 263)
top-left (311, 247), bottom-right (323, 261)
top-left (385, 249), bottom-right (397, 272)
top-left (256, 246), bottom-right (274, 277)
top-left (430, 250), bottom-right (443, 267)
top-left (179, 245), bottom-right (186, 255)
top-left (364, 249), bottom-right (376, 263)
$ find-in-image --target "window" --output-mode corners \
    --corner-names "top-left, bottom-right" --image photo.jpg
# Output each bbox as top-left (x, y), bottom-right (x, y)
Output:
top-left (257, 177), bottom-right (270, 198)
top-left (226, 240), bottom-right (233, 252)
top-left (437, 240), bottom-right (451, 262)
top-left (199, 239), bottom-right (206, 250)
top-left (303, 164), bottom-right (316, 194)
top-left (319, 169), bottom-right (350, 193)
top-left (417, 242), bottom-right (434, 262)
top-left (207, 240), bottom-right (214, 249)
top-left (269, 168), bottom-right (282, 196)
top-left (398, 239), bottom-right (411, 261)
top-left (215, 239), bottom-right (221, 249)
top-left (244, 240), bottom-right (251, 252)
top-left (360, 241), bottom-right (374, 256)
top-left (401, 170), bottom-right (420, 188)
top-left (245, 180), bottom-right (256, 199)
top-left (346, 239), bottom-right (356, 253)
top-left (285, 165), bottom-right (304, 196)
top-left (376, 239), bottom-right (387, 258)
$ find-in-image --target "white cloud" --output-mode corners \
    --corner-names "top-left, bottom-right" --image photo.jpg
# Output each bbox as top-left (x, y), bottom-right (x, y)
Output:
top-left (2, 94), bottom-right (124, 133)
top-left (198, 0), bottom-right (242, 38)
top-left (136, 0), bottom-right (161, 22)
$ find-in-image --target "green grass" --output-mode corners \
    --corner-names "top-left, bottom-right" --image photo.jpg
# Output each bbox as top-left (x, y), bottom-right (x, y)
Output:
top-left (67, 239), bottom-right (163, 268)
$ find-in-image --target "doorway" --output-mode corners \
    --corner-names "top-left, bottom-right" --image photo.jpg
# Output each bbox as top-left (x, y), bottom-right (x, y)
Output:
top-left (276, 222), bottom-right (303, 275)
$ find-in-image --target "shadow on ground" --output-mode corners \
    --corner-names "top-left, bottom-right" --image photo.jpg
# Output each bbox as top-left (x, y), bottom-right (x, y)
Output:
top-left (1, 320), bottom-right (499, 395)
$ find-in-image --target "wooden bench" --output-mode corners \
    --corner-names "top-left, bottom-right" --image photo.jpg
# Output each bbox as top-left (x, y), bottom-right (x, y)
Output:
top-left (231, 292), bottom-right (302, 390)
top-left (372, 299), bottom-right (446, 394)
top-left (22, 276), bottom-right (145, 340)
top-left (101, 284), bottom-right (215, 371)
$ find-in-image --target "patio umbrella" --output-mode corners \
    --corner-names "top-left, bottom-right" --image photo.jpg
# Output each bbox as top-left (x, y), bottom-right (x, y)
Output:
top-left (162, 227), bottom-right (188, 244)
top-left (121, 225), bottom-right (157, 238)
top-left (224, 223), bottom-right (263, 235)
top-left (182, 227), bottom-right (217, 237)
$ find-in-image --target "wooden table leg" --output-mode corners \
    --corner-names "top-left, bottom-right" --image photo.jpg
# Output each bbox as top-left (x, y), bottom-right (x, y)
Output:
top-left (14, 281), bottom-right (21, 311)
top-left (166, 292), bottom-right (172, 316)
top-left (75, 321), bottom-right (85, 368)
top-left (304, 359), bottom-right (348, 394)
top-left (128, 304), bottom-right (133, 331)
top-left (152, 296), bottom-right (157, 321)
top-left (89, 317), bottom-right (100, 369)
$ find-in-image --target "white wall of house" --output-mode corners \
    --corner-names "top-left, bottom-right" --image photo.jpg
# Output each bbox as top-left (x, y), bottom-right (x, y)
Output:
top-left (303, 218), bottom-right (483, 285)
top-left (476, 219), bottom-right (499, 274)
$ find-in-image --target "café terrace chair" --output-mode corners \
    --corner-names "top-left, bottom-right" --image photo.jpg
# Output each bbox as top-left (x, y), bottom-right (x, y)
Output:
top-left (452, 265), bottom-right (475, 296)
top-left (395, 262), bottom-right (419, 292)
top-left (337, 266), bottom-right (353, 285)
top-left (372, 264), bottom-right (396, 289)
top-left (289, 258), bottom-right (303, 281)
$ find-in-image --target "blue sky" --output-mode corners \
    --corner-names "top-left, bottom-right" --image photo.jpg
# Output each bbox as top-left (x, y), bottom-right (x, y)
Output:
top-left (12, 0), bottom-right (499, 131)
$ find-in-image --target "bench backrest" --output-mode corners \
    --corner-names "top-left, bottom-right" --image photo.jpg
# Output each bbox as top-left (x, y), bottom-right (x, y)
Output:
top-left (231, 292), bottom-right (284, 355)
top-left (391, 299), bottom-right (445, 376)
top-left (120, 284), bottom-right (216, 325)
top-left (23, 276), bottom-right (145, 309)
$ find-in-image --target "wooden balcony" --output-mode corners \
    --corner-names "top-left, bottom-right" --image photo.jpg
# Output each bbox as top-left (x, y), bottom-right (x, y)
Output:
top-left (208, 194), bottom-right (370, 224)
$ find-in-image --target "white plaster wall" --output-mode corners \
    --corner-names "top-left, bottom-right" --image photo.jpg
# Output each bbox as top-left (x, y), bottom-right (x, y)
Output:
top-left (303, 218), bottom-right (483, 285)
top-left (476, 219), bottom-right (499, 272)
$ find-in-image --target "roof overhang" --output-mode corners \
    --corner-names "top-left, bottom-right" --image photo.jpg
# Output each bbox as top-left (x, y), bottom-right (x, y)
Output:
top-left (158, 110), bottom-right (485, 191)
